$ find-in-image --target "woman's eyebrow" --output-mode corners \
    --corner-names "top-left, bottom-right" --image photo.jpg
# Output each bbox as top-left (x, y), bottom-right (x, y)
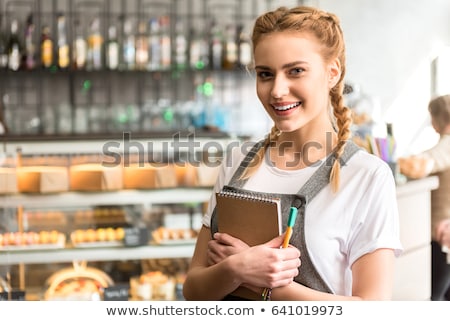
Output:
top-left (254, 61), bottom-right (307, 70)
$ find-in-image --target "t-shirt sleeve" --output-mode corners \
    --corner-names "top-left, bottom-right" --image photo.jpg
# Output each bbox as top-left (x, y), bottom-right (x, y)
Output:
top-left (347, 161), bottom-right (403, 266)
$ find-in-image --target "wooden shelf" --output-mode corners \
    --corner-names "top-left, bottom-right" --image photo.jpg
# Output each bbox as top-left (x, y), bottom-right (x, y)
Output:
top-left (0, 244), bottom-right (195, 265)
top-left (1, 188), bottom-right (212, 208)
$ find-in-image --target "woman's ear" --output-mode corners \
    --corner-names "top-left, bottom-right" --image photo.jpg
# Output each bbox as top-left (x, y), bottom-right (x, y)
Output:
top-left (328, 58), bottom-right (341, 88)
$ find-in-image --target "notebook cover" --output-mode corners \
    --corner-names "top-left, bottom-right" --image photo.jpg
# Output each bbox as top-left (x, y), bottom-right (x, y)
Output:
top-left (216, 192), bottom-right (282, 246)
top-left (215, 191), bottom-right (282, 300)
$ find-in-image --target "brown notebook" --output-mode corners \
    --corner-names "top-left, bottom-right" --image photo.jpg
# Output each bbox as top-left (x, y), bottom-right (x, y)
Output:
top-left (216, 189), bottom-right (282, 300)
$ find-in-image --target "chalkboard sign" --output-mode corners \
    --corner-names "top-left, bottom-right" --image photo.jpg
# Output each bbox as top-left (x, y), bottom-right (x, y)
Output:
top-left (0, 290), bottom-right (25, 301)
top-left (123, 227), bottom-right (149, 247)
top-left (103, 284), bottom-right (130, 301)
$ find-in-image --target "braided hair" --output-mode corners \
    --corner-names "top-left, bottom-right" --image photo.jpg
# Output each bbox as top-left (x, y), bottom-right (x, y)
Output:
top-left (243, 6), bottom-right (352, 192)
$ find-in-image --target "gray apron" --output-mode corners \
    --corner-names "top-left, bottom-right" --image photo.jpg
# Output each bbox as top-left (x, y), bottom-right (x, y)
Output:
top-left (211, 139), bottom-right (360, 299)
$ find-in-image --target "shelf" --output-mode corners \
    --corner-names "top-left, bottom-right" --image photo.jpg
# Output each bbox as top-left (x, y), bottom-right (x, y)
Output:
top-left (0, 244), bottom-right (195, 265)
top-left (396, 176), bottom-right (439, 197)
top-left (3, 134), bottom-right (233, 154)
top-left (0, 188), bottom-right (212, 208)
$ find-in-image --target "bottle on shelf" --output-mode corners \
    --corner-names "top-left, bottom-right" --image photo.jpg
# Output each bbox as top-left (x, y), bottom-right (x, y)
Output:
top-left (23, 14), bottom-right (36, 70)
top-left (173, 19), bottom-right (187, 70)
top-left (0, 25), bottom-right (8, 69)
top-left (159, 15), bottom-right (171, 70)
top-left (209, 19), bottom-right (223, 70)
top-left (237, 24), bottom-right (252, 69)
top-left (40, 24), bottom-right (54, 69)
top-left (122, 18), bottom-right (135, 70)
top-left (7, 19), bottom-right (22, 71)
top-left (189, 27), bottom-right (208, 70)
top-left (222, 24), bottom-right (237, 70)
top-left (105, 24), bottom-right (119, 70)
top-left (148, 17), bottom-right (161, 71)
top-left (87, 17), bottom-right (103, 70)
top-left (135, 20), bottom-right (149, 70)
top-left (72, 19), bottom-right (87, 70)
top-left (57, 13), bottom-right (70, 70)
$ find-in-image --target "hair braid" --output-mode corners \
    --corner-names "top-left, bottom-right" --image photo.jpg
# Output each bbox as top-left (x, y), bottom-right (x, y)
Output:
top-left (329, 84), bottom-right (352, 192)
top-left (240, 126), bottom-right (280, 179)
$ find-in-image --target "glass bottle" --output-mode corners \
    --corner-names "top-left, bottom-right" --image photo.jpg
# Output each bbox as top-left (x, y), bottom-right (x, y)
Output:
top-left (159, 15), bottom-right (171, 70)
top-left (222, 24), bottom-right (237, 70)
top-left (237, 24), bottom-right (252, 69)
top-left (189, 27), bottom-right (208, 70)
top-left (57, 13), bottom-right (70, 70)
top-left (72, 20), bottom-right (87, 70)
top-left (122, 19), bottom-right (135, 70)
top-left (209, 19), bottom-right (223, 70)
top-left (87, 17), bottom-right (103, 70)
top-left (173, 20), bottom-right (187, 70)
top-left (135, 20), bottom-right (149, 70)
top-left (148, 17), bottom-right (161, 71)
top-left (7, 19), bottom-right (22, 71)
top-left (0, 25), bottom-right (8, 69)
top-left (40, 24), bottom-right (53, 69)
top-left (24, 14), bottom-right (36, 70)
top-left (105, 25), bottom-right (119, 70)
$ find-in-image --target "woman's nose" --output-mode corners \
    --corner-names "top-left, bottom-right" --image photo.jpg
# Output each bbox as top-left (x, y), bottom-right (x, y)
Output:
top-left (271, 76), bottom-right (289, 99)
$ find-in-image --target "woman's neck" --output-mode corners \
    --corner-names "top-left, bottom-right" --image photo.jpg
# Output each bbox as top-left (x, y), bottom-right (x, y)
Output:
top-left (269, 130), bottom-right (338, 170)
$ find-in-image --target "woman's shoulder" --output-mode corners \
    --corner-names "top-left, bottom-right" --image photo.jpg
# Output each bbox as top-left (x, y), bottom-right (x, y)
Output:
top-left (345, 148), bottom-right (393, 178)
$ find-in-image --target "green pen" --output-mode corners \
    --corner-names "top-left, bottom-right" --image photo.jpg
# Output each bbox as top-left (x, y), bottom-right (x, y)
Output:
top-left (282, 207), bottom-right (298, 248)
top-left (262, 207), bottom-right (298, 301)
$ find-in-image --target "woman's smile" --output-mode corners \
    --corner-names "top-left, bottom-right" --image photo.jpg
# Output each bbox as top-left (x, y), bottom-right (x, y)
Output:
top-left (271, 101), bottom-right (302, 117)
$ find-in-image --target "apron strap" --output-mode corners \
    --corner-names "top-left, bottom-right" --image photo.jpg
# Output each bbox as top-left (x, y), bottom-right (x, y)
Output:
top-left (227, 139), bottom-right (266, 189)
top-left (229, 138), bottom-right (361, 203)
top-left (295, 140), bottom-right (361, 205)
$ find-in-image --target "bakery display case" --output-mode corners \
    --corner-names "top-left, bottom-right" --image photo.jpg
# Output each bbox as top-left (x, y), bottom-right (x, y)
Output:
top-left (0, 138), bottom-right (229, 300)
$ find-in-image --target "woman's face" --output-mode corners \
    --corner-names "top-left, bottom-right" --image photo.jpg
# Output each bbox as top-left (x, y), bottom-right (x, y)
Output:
top-left (253, 31), bottom-right (340, 134)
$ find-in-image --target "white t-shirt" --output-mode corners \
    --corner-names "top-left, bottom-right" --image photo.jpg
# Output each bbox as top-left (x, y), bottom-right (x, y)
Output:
top-left (202, 141), bottom-right (403, 296)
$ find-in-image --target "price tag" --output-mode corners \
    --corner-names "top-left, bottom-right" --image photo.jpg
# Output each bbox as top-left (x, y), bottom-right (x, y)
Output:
top-left (0, 292), bottom-right (7, 301)
top-left (103, 284), bottom-right (130, 301)
top-left (123, 227), bottom-right (149, 247)
top-left (0, 290), bottom-right (25, 301)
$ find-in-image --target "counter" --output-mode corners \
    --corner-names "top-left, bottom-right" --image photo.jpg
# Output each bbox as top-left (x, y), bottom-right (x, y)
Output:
top-left (393, 176), bottom-right (439, 300)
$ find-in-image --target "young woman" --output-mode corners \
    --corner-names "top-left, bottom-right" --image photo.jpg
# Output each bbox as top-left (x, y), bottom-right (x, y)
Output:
top-left (398, 94), bottom-right (450, 300)
top-left (183, 6), bottom-right (402, 301)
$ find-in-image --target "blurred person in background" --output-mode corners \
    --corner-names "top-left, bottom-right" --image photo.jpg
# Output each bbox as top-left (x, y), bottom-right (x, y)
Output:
top-left (398, 94), bottom-right (450, 300)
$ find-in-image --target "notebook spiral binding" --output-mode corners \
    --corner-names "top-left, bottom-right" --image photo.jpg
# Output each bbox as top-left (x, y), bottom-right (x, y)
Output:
top-left (218, 190), bottom-right (276, 203)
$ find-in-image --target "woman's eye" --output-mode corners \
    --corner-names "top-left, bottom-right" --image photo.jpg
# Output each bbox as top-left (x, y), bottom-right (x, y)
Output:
top-left (257, 71), bottom-right (273, 79)
top-left (290, 68), bottom-right (304, 76)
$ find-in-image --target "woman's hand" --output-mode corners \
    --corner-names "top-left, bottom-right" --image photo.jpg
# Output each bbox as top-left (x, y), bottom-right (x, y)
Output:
top-left (397, 156), bottom-right (434, 179)
top-left (207, 232), bottom-right (249, 266)
top-left (436, 218), bottom-right (450, 248)
top-left (208, 233), bottom-right (301, 289)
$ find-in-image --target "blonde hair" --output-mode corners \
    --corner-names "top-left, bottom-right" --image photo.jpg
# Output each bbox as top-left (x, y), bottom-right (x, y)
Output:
top-left (243, 6), bottom-right (352, 192)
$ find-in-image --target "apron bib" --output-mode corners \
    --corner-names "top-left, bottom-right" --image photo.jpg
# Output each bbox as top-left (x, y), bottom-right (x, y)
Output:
top-left (211, 139), bottom-right (360, 299)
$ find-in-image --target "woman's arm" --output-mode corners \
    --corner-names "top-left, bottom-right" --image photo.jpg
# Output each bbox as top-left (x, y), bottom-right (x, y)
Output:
top-left (436, 218), bottom-right (450, 248)
top-left (183, 226), bottom-right (301, 300)
top-left (268, 248), bottom-right (396, 300)
top-left (182, 226), bottom-right (242, 300)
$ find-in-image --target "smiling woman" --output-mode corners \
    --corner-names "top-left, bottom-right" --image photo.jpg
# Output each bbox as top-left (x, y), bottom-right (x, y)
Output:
top-left (182, 5), bottom-right (402, 301)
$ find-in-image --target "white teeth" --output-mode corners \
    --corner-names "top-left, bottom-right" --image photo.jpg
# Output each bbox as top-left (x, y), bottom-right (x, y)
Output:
top-left (273, 102), bottom-right (300, 111)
